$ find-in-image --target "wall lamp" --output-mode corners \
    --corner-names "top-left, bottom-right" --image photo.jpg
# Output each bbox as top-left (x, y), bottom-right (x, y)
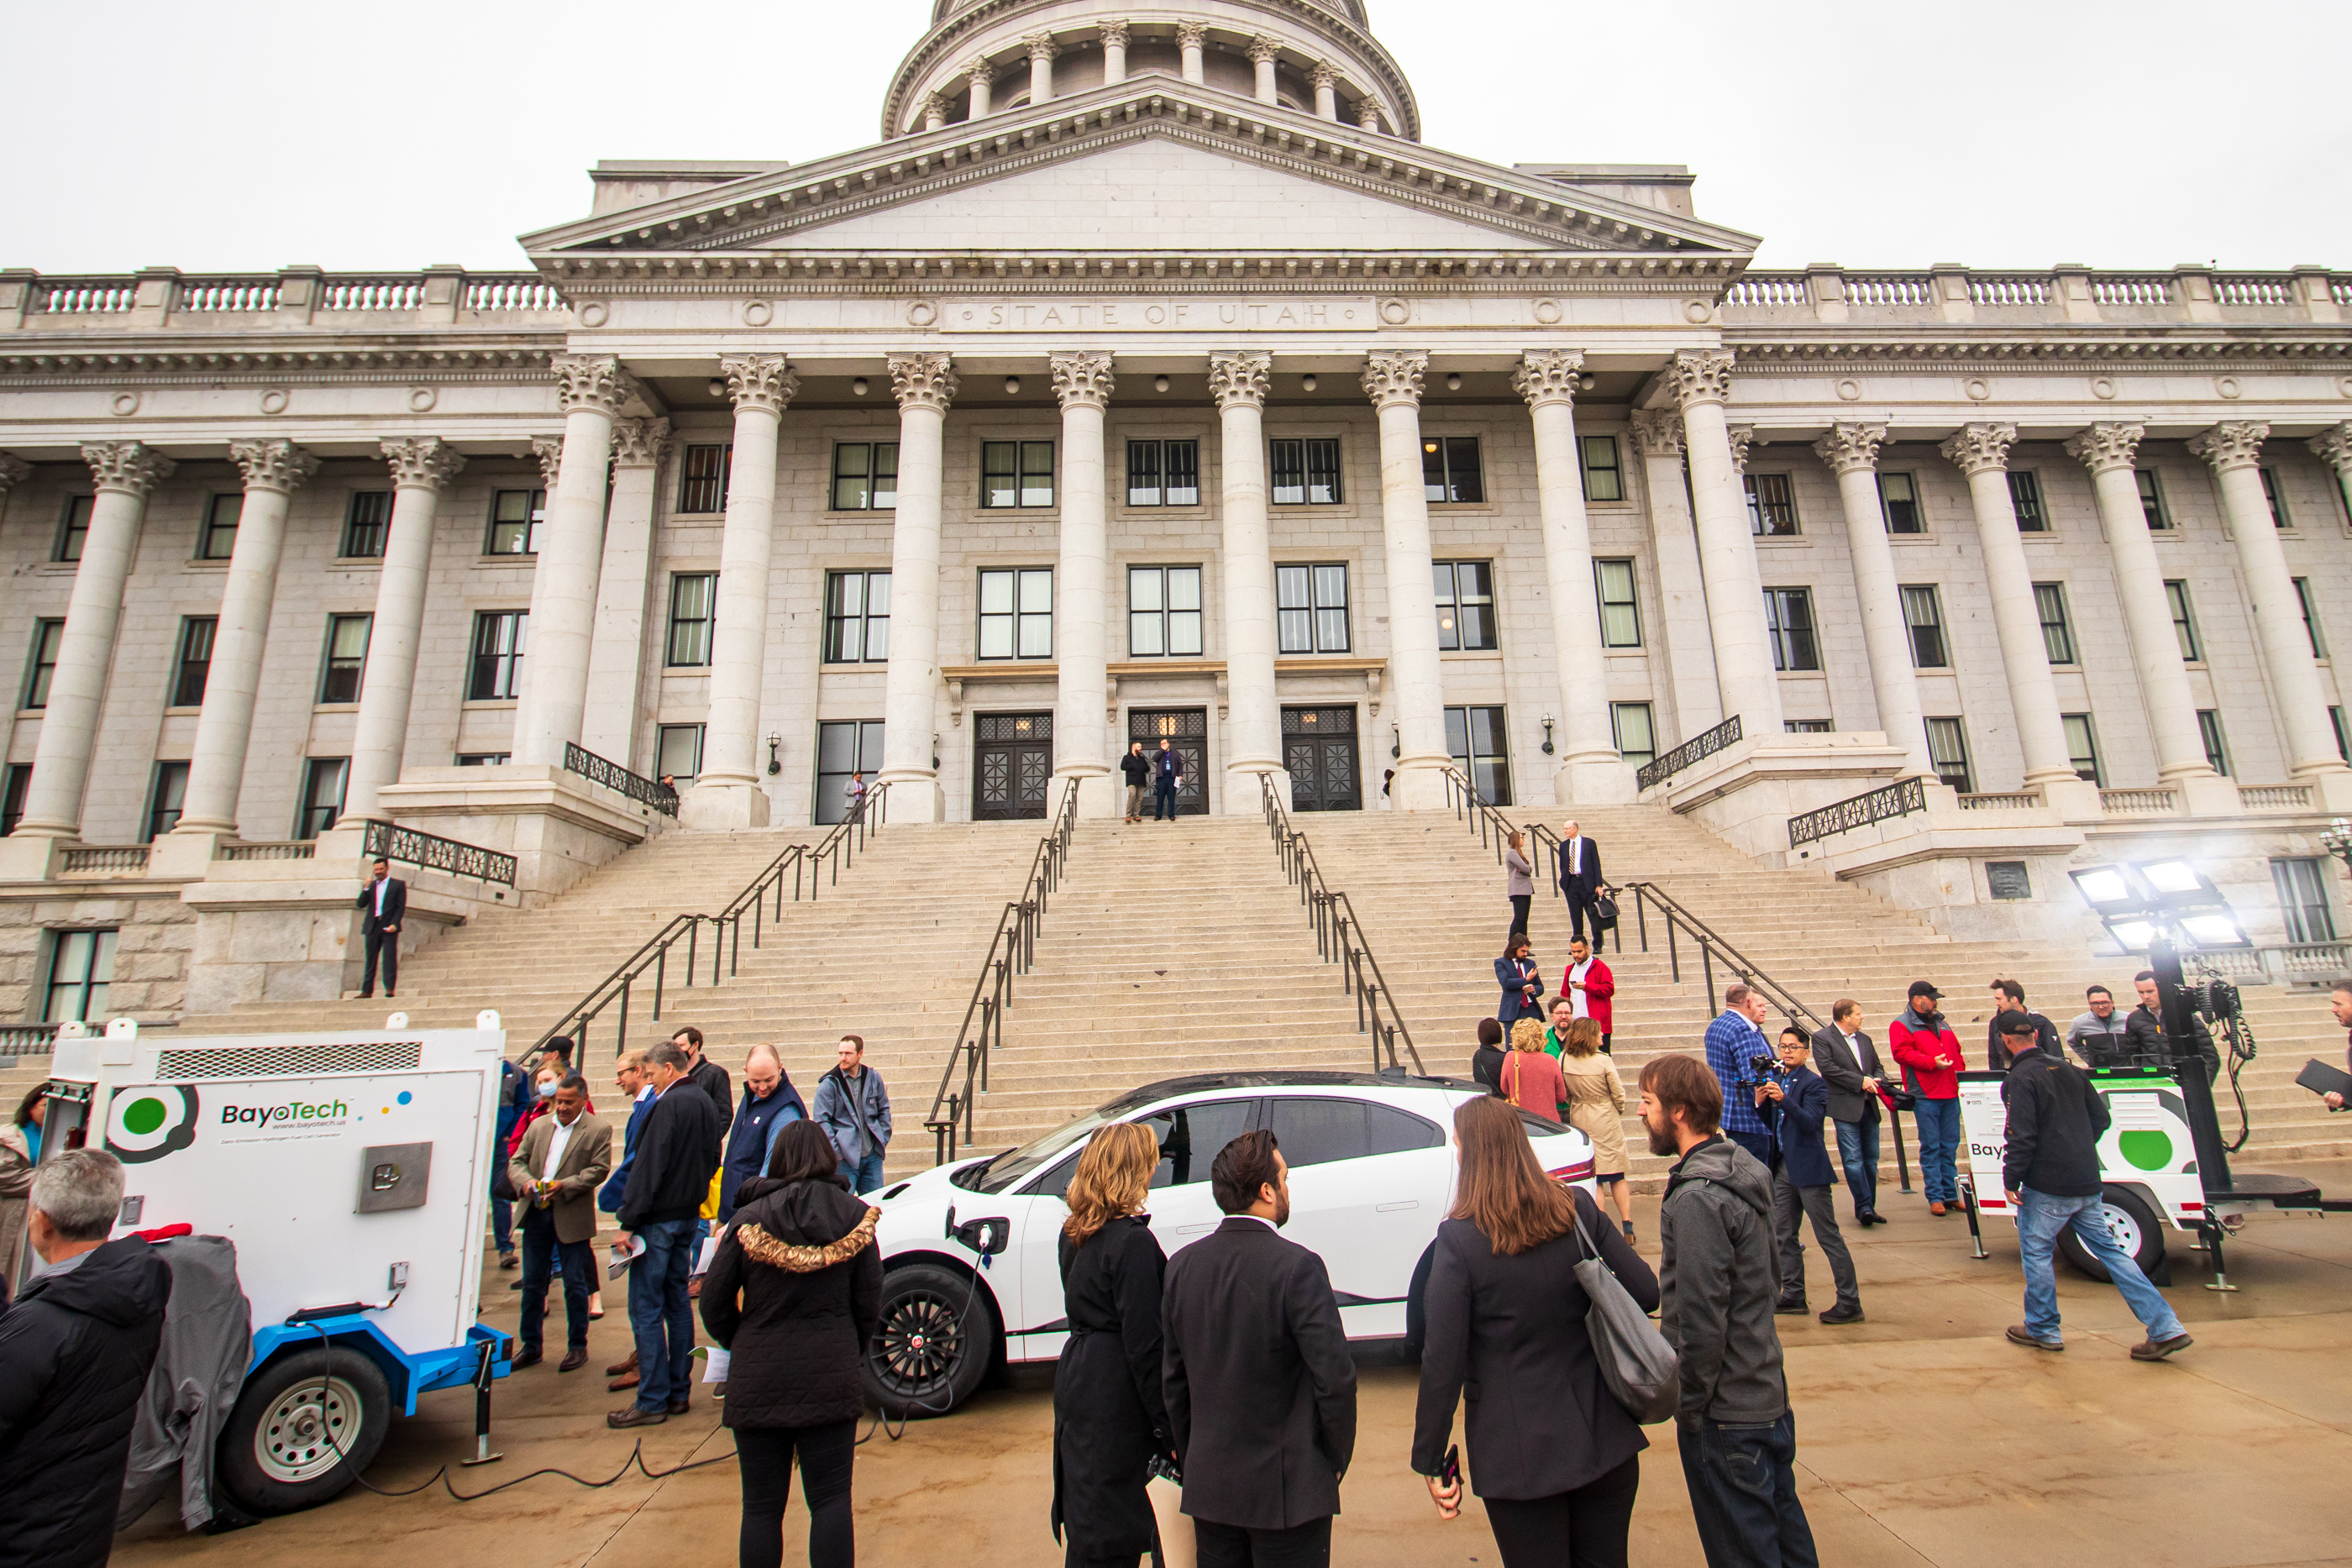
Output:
top-left (765, 733), bottom-right (782, 776)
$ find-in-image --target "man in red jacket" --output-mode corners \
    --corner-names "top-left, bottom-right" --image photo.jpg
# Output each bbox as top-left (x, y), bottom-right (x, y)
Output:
top-left (1888, 980), bottom-right (1966, 1215)
top-left (1563, 937), bottom-right (1616, 1052)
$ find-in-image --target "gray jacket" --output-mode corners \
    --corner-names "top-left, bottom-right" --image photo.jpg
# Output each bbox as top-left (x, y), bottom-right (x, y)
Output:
top-left (114, 1234), bottom-right (252, 1532)
top-left (813, 1064), bottom-right (893, 1164)
top-left (1504, 847), bottom-right (1536, 898)
top-left (1658, 1135), bottom-right (1789, 1425)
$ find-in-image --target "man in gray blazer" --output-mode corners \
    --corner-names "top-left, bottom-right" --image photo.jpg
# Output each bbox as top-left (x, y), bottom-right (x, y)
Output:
top-left (507, 1074), bottom-right (613, 1371)
top-left (1810, 999), bottom-right (1889, 1226)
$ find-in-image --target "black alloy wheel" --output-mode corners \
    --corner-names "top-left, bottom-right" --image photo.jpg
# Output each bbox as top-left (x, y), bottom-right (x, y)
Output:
top-left (862, 1262), bottom-right (996, 1417)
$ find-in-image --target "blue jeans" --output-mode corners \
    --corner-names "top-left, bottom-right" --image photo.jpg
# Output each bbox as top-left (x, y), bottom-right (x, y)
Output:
top-left (517, 1206), bottom-right (593, 1353)
top-left (1834, 1116), bottom-right (1881, 1216)
top-left (1677, 1411), bottom-right (1818, 1568)
top-left (1911, 1098), bottom-right (1960, 1204)
top-left (491, 1193), bottom-right (514, 1255)
top-left (837, 1151), bottom-right (887, 1195)
top-left (627, 1217), bottom-right (699, 1412)
top-left (2016, 1187), bottom-right (2184, 1345)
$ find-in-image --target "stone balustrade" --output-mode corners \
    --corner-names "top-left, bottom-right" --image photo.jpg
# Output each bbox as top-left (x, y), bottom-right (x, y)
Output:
top-left (1721, 264), bottom-right (2347, 327)
top-left (0, 266), bottom-right (568, 332)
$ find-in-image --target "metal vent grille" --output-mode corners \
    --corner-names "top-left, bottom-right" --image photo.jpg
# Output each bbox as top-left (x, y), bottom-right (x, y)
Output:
top-left (153, 1041), bottom-right (424, 1080)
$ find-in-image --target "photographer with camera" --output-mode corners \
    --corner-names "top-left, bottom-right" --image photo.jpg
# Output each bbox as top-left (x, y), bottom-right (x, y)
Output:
top-left (1759, 1028), bottom-right (1863, 1325)
top-left (1704, 985), bottom-right (1777, 1167)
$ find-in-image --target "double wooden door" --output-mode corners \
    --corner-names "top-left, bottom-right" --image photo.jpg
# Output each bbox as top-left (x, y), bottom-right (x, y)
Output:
top-left (974, 712), bottom-right (1053, 820)
top-left (1128, 708), bottom-right (1208, 815)
top-left (1284, 705), bottom-right (1362, 812)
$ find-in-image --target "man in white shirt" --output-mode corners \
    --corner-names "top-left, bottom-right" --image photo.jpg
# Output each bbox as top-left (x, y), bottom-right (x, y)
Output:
top-left (1557, 821), bottom-right (1605, 946)
top-left (1809, 1000), bottom-right (1889, 1225)
top-left (507, 1074), bottom-right (612, 1371)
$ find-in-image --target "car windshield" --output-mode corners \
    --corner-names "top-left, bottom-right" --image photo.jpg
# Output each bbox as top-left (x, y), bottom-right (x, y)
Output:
top-left (952, 1105), bottom-right (1121, 1194)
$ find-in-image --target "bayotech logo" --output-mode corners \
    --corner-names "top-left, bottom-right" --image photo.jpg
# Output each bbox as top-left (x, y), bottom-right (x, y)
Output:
top-left (106, 1086), bottom-right (200, 1164)
top-left (220, 1099), bottom-right (350, 1129)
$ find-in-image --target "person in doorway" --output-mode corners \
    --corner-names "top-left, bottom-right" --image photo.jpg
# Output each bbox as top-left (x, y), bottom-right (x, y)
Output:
top-left (1761, 1029), bottom-right (1862, 1325)
top-left (1557, 821), bottom-right (1604, 946)
top-left (1703, 984), bottom-right (1777, 1168)
top-left (813, 1036), bottom-right (892, 1195)
top-left (601, 1047), bottom-right (656, 1389)
top-left (1985, 979), bottom-right (2060, 1072)
top-left (507, 1074), bottom-right (612, 1372)
top-left (1470, 1017), bottom-right (1509, 1099)
top-left (1152, 737), bottom-right (1184, 821)
top-left (1888, 981), bottom-right (1965, 1215)
top-left (2066, 984), bottom-right (2131, 1067)
top-left (1494, 934), bottom-right (1545, 1027)
top-left (611, 1041), bottom-right (724, 1429)
top-left (1501, 1019), bottom-right (1568, 1125)
top-left (1809, 1000), bottom-right (1888, 1226)
top-left (1558, 1017), bottom-right (1635, 1238)
top-left (1504, 831), bottom-right (1536, 937)
top-left (1120, 742), bottom-right (1152, 824)
top-left (2125, 970), bottom-right (2219, 1082)
top-left (2316, 979), bottom-right (2352, 1112)
top-left (721, 1044), bottom-right (810, 1224)
top-left (1563, 936), bottom-right (1616, 1053)
top-left (355, 855), bottom-right (405, 999)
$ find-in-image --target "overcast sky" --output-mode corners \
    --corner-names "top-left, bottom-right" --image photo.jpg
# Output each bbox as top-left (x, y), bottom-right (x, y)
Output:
top-left (3, 0), bottom-right (2344, 276)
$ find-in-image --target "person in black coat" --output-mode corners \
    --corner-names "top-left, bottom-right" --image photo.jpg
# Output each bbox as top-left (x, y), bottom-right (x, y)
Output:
top-left (1415, 1097), bottom-right (1658, 1568)
top-left (1162, 1128), bottom-right (1356, 1567)
top-left (614, 1042), bottom-right (726, 1429)
top-left (1471, 1017), bottom-right (1509, 1098)
top-left (355, 856), bottom-right (407, 998)
top-left (0, 1150), bottom-right (171, 1568)
top-left (1761, 1028), bottom-right (1862, 1324)
top-left (701, 1120), bottom-right (883, 1568)
top-left (1494, 934), bottom-right (1546, 1027)
top-left (1052, 1122), bottom-right (1172, 1568)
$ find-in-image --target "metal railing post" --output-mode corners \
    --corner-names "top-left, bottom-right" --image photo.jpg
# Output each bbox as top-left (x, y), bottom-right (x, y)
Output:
top-left (1891, 1107), bottom-right (1914, 1193)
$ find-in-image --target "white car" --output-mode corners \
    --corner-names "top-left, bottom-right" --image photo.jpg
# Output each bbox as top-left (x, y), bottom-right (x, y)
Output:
top-left (862, 1069), bottom-right (1598, 1415)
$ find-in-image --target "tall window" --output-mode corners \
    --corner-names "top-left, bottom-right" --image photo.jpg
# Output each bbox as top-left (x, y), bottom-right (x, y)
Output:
top-left (486, 489), bottom-right (543, 555)
top-left (1444, 706), bottom-right (1512, 805)
top-left (1269, 438), bottom-right (1343, 505)
top-left (145, 761), bottom-right (188, 842)
top-left (2136, 469), bottom-right (2171, 530)
top-left (666, 574), bottom-right (717, 667)
top-left (980, 441), bottom-right (1055, 508)
top-left (1924, 717), bottom-right (1973, 792)
top-left (831, 442), bottom-right (898, 511)
top-left (823, 571), bottom-right (891, 663)
top-left (342, 491), bottom-right (391, 558)
top-left (22, 620), bottom-right (63, 710)
top-left (2335, 706), bottom-right (2350, 763)
top-left (1126, 440), bottom-right (1200, 506)
top-left (2034, 583), bottom-right (2076, 665)
top-left (2166, 580), bottom-right (2202, 662)
top-left (55, 496), bottom-right (93, 562)
top-left (815, 719), bottom-right (886, 824)
top-left (469, 611), bottom-right (527, 700)
top-left (679, 444), bottom-right (732, 513)
top-left (2062, 714), bottom-right (2103, 784)
top-left (1, 764), bottom-right (30, 836)
top-left (1580, 436), bottom-right (1623, 502)
top-left (1879, 472), bottom-right (1923, 534)
top-left (1595, 559), bottom-right (1641, 648)
top-left (1610, 703), bottom-right (1656, 768)
top-left (1128, 566), bottom-right (1204, 658)
top-left (1421, 438), bottom-right (1484, 503)
top-left (1784, 719), bottom-right (1833, 733)
top-left (2197, 709), bottom-right (2229, 776)
top-left (2295, 577), bottom-right (2328, 658)
top-left (1746, 474), bottom-right (1799, 536)
top-left (2260, 468), bottom-right (2291, 528)
top-left (1433, 561), bottom-right (1498, 652)
top-left (979, 568), bottom-right (1054, 658)
top-left (1899, 585), bottom-right (1948, 668)
top-left (295, 758), bottom-right (348, 839)
top-left (318, 614), bottom-right (370, 704)
top-left (1763, 588), bottom-right (1819, 671)
top-left (45, 929), bottom-right (117, 1023)
top-left (655, 724), bottom-right (704, 782)
top-left (2273, 857), bottom-right (2336, 944)
top-left (1277, 564), bottom-right (1350, 653)
top-left (170, 616), bottom-right (216, 708)
top-left (2008, 470), bottom-right (2047, 532)
top-left (198, 494), bottom-right (243, 560)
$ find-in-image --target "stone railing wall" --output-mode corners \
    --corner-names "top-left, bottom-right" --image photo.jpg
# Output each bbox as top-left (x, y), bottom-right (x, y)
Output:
top-left (0, 266), bottom-right (567, 332)
top-left (1720, 265), bottom-right (2345, 328)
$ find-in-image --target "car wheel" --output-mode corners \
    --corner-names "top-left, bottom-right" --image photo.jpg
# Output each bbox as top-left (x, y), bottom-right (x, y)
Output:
top-left (215, 1347), bottom-right (391, 1516)
top-left (862, 1261), bottom-right (997, 1418)
top-left (2056, 1186), bottom-right (2165, 1283)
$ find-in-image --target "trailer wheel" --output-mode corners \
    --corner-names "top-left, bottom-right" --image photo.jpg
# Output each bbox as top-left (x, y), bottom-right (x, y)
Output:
top-left (216, 1347), bottom-right (391, 1516)
top-left (862, 1262), bottom-right (995, 1418)
top-left (2057, 1186), bottom-right (2166, 1283)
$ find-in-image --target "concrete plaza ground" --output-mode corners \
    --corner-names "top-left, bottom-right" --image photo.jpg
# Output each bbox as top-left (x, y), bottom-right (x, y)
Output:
top-left (116, 1162), bottom-right (2352, 1568)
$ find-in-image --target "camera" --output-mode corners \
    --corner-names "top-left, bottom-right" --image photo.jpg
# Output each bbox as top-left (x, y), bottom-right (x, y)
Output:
top-left (1735, 1051), bottom-right (1789, 1093)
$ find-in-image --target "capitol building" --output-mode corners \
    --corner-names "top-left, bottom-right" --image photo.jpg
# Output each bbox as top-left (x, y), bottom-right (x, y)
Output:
top-left (4, 0), bottom-right (2352, 1018)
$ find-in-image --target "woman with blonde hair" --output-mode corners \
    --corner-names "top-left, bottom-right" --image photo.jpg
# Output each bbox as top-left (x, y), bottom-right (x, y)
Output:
top-left (1500, 1017), bottom-right (1569, 1124)
top-left (1558, 1016), bottom-right (1636, 1239)
top-left (1051, 1122), bottom-right (1172, 1568)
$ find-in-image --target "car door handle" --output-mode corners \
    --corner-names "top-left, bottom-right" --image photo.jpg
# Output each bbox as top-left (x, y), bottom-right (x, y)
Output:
top-left (1173, 1222), bottom-right (1216, 1235)
top-left (1375, 1201), bottom-right (1418, 1214)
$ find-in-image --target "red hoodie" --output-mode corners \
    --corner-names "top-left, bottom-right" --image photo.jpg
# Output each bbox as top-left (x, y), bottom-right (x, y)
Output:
top-left (1888, 1008), bottom-right (1965, 1100)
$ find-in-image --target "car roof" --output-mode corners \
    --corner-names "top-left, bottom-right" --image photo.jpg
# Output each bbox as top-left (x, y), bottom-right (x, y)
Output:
top-left (1095, 1070), bottom-right (1473, 1118)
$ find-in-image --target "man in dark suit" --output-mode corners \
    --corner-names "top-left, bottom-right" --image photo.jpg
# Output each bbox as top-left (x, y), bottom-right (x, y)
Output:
top-left (1557, 820), bottom-right (1604, 945)
top-left (355, 856), bottom-right (406, 998)
top-left (1163, 1129), bottom-right (1357, 1567)
top-left (1810, 999), bottom-right (1889, 1225)
top-left (1761, 1027), bottom-right (1863, 1324)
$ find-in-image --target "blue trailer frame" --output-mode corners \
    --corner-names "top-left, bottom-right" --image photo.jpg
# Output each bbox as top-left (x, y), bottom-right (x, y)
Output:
top-left (249, 1317), bottom-right (512, 1417)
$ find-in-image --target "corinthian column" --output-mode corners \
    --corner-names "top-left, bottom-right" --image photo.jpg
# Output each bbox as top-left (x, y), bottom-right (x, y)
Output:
top-left (1177, 21), bottom-right (1205, 83)
top-left (580, 418), bottom-right (670, 766)
top-left (1025, 32), bottom-right (1058, 103)
top-left (11, 443), bottom-right (174, 842)
top-left (1210, 351), bottom-right (1284, 808)
top-left (1664, 350), bottom-right (1782, 739)
top-left (2191, 421), bottom-right (2351, 792)
top-left (1628, 410), bottom-right (1719, 737)
top-left (964, 58), bottom-right (994, 119)
top-left (340, 438), bottom-right (465, 823)
top-left (1050, 352), bottom-right (1116, 815)
top-left (2310, 424), bottom-right (2352, 500)
top-left (1247, 35), bottom-right (1281, 102)
top-left (175, 439), bottom-right (319, 834)
top-left (513, 354), bottom-right (629, 769)
top-left (1310, 61), bottom-right (1340, 119)
top-left (1362, 351), bottom-right (1450, 809)
top-left (1515, 350), bottom-right (1630, 802)
top-left (879, 353), bottom-right (958, 821)
top-left (1811, 422), bottom-right (1932, 778)
top-left (1099, 20), bottom-right (1128, 83)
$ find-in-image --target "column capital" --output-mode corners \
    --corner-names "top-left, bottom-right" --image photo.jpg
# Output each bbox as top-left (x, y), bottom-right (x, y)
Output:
top-left (530, 435), bottom-right (566, 489)
top-left (721, 354), bottom-right (799, 415)
top-left (1097, 18), bottom-right (1129, 46)
top-left (1813, 420), bottom-right (1887, 476)
top-left (611, 417), bottom-right (673, 469)
top-left (81, 440), bottom-right (176, 497)
top-left (228, 438), bottom-right (320, 495)
top-left (1048, 350), bottom-right (1116, 410)
top-left (1361, 349), bottom-right (1427, 410)
top-left (2064, 421), bottom-right (2145, 475)
top-left (1626, 408), bottom-right (1684, 459)
top-left (0, 453), bottom-right (29, 496)
top-left (2308, 422), bottom-right (2352, 473)
top-left (1663, 349), bottom-right (1735, 410)
top-left (1310, 59), bottom-right (1341, 89)
top-left (2187, 420), bottom-right (2269, 474)
top-left (921, 90), bottom-right (951, 123)
top-left (1247, 33), bottom-right (1283, 64)
top-left (1939, 421), bottom-right (2018, 477)
top-left (962, 55), bottom-right (995, 86)
top-left (890, 352), bottom-right (959, 412)
top-left (550, 352), bottom-right (634, 416)
top-left (1511, 349), bottom-right (1585, 409)
top-left (381, 436), bottom-right (467, 490)
top-left (1023, 29), bottom-right (1058, 60)
top-left (1208, 351), bottom-right (1271, 410)
top-left (1175, 19), bottom-right (1207, 46)
top-left (1725, 425), bottom-right (1756, 475)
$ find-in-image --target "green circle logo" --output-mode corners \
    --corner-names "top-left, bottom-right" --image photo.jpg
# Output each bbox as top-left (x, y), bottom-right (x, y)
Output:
top-left (121, 1096), bottom-right (167, 1136)
top-left (106, 1085), bottom-right (198, 1163)
top-left (2118, 1129), bottom-right (2174, 1172)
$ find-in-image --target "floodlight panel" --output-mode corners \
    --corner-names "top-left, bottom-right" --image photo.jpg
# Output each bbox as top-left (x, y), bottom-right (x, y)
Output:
top-left (2108, 920), bottom-right (2159, 950)
top-left (2071, 868), bottom-right (2136, 910)
top-left (2139, 860), bottom-right (2203, 894)
top-left (2181, 913), bottom-right (2251, 948)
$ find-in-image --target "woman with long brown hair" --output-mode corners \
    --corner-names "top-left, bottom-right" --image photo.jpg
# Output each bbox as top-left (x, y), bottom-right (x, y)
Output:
top-left (1413, 1097), bottom-right (1659, 1568)
top-left (1558, 1016), bottom-right (1636, 1238)
top-left (1050, 1122), bottom-right (1172, 1568)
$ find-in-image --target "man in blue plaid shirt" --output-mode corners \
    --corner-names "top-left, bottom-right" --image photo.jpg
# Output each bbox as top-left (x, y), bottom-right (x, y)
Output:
top-left (1705, 983), bottom-right (1777, 1166)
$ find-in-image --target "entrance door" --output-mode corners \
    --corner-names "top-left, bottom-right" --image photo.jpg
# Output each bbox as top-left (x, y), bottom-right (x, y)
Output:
top-left (1128, 708), bottom-right (1208, 815)
top-left (974, 711), bottom-right (1054, 820)
top-left (1284, 705), bottom-right (1361, 812)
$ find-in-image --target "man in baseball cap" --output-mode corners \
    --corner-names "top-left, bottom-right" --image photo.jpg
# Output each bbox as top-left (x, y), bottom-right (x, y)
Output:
top-left (1889, 981), bottom-right (1966, 1213)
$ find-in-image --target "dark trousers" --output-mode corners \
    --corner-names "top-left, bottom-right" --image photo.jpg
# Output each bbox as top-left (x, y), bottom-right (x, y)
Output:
top-left (1194, 1515), bottom-right (1331, 1568)
top-left (517, 1205), bottom-right (593, 1352)
top-left (361, 926), bottom-right (398, 994)
top-left (490, 1193), bottom-right (513, 1254)
top-left (1153, 779), bottom-right (1179, 820)
top-left (627, 1216), bottom-right (698, 1412)
top-left (736, 1420), bottom-right (857, 1568)
top-left (1727, 1129), bottom-right (1775, 1169)
top-left (1566, 888), bottom-right (1597, 943)
top-left (1508, 894), bottom-right (1531, 936)
top-left (1677, 1411), bottom-right (1818, 1568)
top-left (1483, 1451), bottom-right (1640, 1568)
top-left (1770, 1168), bottom-right (1859, 1310)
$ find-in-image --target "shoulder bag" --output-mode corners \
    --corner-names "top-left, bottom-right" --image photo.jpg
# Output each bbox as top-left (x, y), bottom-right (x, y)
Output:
top-left (1569, 1203), bottom-right (1680, 1424)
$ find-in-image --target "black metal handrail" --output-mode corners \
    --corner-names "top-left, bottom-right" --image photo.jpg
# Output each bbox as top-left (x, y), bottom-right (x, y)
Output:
top-left (927, 779), bottom-right (1083, 1163)
top-left (360, 819), bottom-right (518, 886)
top-left (530, 784), bottom-right (887, 1058)
top-left (1619, 880), bottom-right (1823, 1035)
top-left (1788, 776), bottom-right (1925, 848)
top-left (1636, 714), bottom-right (1741, 792)
top-left (563, 742), bottom-right (680, 818)
top-left (1254, 772), bottom-right (1424, 1077)
top-left (1438, 768), bottom-right (1620, 954)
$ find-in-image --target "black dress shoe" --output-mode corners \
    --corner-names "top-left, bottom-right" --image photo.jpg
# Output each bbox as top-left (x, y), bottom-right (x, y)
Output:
top-left (1773, 1298), bottom-right (1809, 1315)
top-left (512, 1348), bottom-right (543, 1369)
top-left (607, 1406), bottom-right (666, 1429)
top-left (666, 1398), bottom-right (690, 1416)
top-left (1819, 1303), bottom-right (1866, 1325)
top-left (559, 1349), bottom-right (589, 1373)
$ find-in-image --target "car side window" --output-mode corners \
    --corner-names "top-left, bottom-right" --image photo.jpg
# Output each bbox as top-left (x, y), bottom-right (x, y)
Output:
top-left (1027, 1151), bottom-right (1083, 1202)
top-left (1139, 1099), bottom-right (1257, 1188)
top-left (1265, 1097), bottom-right (1373, 1169)
top-left (1518, 1108), bottom-right (1575, 1140)
top-left (1363, 1103), bottom-right (1445, 1156)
